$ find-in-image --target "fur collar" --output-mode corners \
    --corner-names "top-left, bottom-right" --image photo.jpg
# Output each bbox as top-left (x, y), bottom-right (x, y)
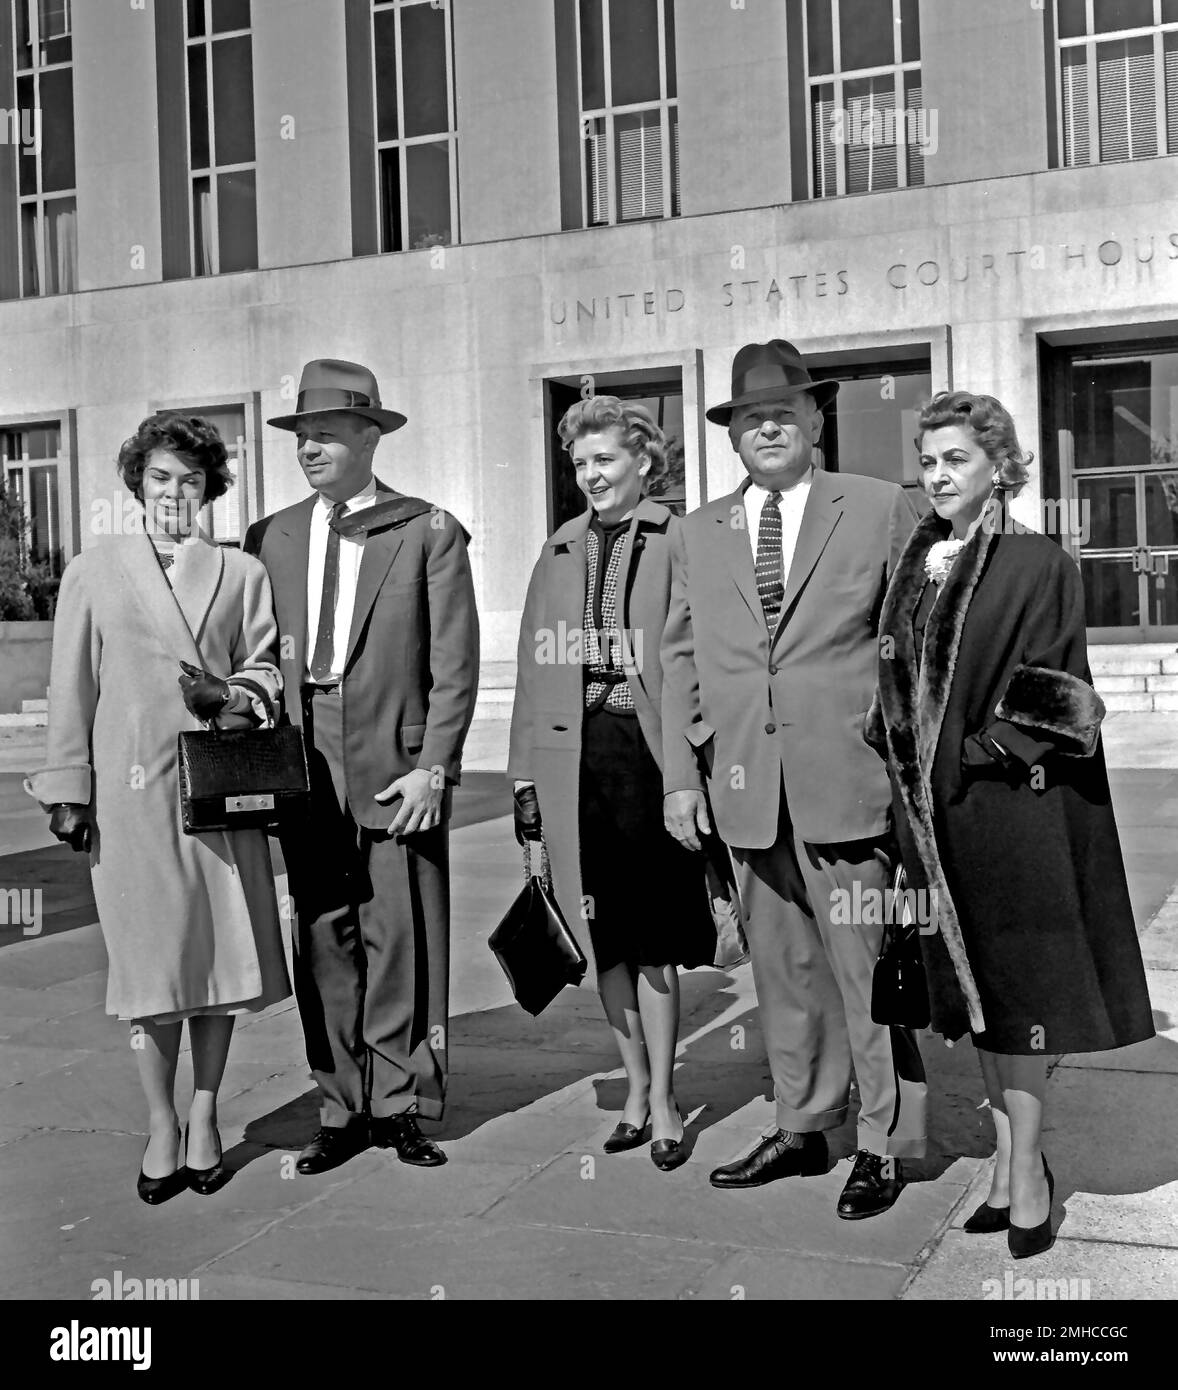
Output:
top-left (877, 508), bottom-right (994, 1035)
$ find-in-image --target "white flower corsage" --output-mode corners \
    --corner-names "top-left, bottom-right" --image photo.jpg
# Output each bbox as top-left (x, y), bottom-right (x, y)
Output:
top-left (924, 538), bottom-right (965, 585)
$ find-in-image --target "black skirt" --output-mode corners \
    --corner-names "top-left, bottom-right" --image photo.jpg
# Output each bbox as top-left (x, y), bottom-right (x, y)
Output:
top-left (578, 708), bottom-right (717, 973)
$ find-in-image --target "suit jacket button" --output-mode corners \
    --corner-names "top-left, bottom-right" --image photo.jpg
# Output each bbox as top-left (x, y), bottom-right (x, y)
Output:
top-left (764, 722), bottom-right (776, 735)
top-left (768, 664), bottom-right (778, 675)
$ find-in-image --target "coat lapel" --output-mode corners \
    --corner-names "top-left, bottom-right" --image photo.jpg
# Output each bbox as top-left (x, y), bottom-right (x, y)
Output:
top-left (545, 509), bottom-right (591, 630)
top-left (616, 498), bottom-right (670, 690)
top-left (170, 530), bottom-right (225, 650)
top-left (876, 507), bottom-right (994, 1035)
top-left (117, 531), bottom-right (206, 669)
top-left (343, 481), bottom-right (408, 672)
top-left (711, 487), bottom-right (762, 626)
top-left (776, 470), bottom-right (843, 637)
top-left (269, 497), bottom-right (314, 678)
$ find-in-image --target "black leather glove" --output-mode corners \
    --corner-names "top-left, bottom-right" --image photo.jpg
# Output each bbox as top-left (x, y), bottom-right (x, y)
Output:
top-left (961, 730), bottom-right (1015, 772)
top-left (513, 783), bottom-right (543, 846)
top-left (50, 803), bottom-right (92, 854)
top-left (178, 661), bottom-right (231, 719)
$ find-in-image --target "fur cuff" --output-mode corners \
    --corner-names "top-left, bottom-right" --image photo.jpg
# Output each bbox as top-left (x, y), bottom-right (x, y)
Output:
top-left (995, 665), bottom-right (1105, 757)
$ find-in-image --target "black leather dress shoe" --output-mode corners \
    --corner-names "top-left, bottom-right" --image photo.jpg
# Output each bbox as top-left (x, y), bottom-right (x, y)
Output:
top-left (836, 1150), bottom-right (905, 1220)
top-left (709, 1130), bottom-right (828, 1189)
top-left (371, 1114), bottom-right (447, 1167)
top-left (603, 1118), bottom-right (649, 1154)
top-left (296, 1125), bottom-right (370, 1175)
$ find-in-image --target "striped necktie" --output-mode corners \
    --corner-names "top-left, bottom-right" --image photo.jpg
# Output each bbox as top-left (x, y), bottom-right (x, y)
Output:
top-left (309, 502), bottom-right (347, 682)
top-left (756, 490), bottom-right (784, 631)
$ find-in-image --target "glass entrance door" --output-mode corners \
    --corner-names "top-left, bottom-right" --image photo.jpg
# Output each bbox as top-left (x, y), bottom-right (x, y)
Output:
top-left (1056, 345), bottom-right (1178, 642)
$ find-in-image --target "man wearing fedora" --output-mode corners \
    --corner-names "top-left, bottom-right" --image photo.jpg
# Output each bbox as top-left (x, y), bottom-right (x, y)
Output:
top-left (661, 339), bottom-right (926, 1217)
top-left (245, 359), bottom-right (479, 1174)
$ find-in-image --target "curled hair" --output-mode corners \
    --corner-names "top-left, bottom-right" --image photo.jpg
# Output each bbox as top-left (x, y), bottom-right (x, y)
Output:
top-left (117, 411), bottom-right (234, 504)
top-left (557, 395), bottom-right (667, 489)
top-left (916, 390), bottom-right (1032, 491)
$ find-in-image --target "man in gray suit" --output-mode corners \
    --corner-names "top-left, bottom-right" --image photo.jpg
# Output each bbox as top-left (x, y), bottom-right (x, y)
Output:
top-left (662, 340), bottom-right (926, 1217)
top-left (246, 359), bottom-right (479, 1175)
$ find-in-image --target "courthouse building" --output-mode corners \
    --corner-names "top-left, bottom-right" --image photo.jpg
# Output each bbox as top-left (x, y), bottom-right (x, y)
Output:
top-left (2, 0), bottom-right (1178, 661)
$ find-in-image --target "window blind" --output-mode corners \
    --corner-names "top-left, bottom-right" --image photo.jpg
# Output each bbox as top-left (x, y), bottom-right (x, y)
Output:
top-left (1097, 36), bottom-right (1158, 161)
top-left (1061, 46), bottom-right (1091, 165)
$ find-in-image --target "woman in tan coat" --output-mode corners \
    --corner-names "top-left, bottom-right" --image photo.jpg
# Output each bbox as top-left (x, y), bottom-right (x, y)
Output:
top-left (26, 413), bottom-right (289, 1203)
top-left (508, 397), bottom-right (717, 1171)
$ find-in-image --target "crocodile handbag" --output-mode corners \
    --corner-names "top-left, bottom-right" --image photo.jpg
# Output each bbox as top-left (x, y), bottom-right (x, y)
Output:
top-left (177, 678), bottom-right (309, 834)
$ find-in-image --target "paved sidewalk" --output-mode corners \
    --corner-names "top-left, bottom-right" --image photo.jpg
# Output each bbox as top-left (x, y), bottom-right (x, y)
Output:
top-left (0, 716), bottom-right (1175, 1300)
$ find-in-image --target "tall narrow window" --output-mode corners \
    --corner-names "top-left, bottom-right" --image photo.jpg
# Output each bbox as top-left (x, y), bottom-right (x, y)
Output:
top-left (184, 0), bottom-right (257, 275)
top-left (565, 0), bottom-right (679, 228)
top-left (372, 0), bottom-right (458, 253)
top-left (1055, 0), bottom-right (1178, 163)
top-left (3, 420), bottom-right (63, 574)
top-left (805, 0), bottom-right (924, 198)
top-left (196, 403), bottom-right (247, 543)
top-left (12, 0), bottom-right (76, 295)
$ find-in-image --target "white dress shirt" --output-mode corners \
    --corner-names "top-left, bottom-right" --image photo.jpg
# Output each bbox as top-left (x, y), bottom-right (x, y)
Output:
top-left (304, 476), bottom-right (379, 684)
top-left (744, 469), bottom-right (813, 576)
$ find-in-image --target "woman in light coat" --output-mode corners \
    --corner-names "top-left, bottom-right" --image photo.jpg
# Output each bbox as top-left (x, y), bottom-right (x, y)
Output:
top-left (508, 397), bottom-right (718, 1171)
top-left (26, 412), bottom-right (290, 1203)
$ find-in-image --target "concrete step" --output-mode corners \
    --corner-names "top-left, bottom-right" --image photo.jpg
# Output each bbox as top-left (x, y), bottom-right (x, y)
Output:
top-left (1103, 692), bottom-right (1156, 713)
top-left (1096, 675), bottom-right (1148, 693)
top-left (478, 661), bottom-right (517, 689)
top-left (0, 712), bottom-right (47, 728)
top-left (1089, 643), bottom-right (1178, 677)
top-left (20, 698), bottom-right (48, 714)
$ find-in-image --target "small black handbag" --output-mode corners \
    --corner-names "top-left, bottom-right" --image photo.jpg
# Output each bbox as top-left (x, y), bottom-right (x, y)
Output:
top-left (177, 678), bottom-right (310, 834)
top-left (488, 840), bottom-right (588, 1016)
top-left (870, 864), bottom-right (931, 1029)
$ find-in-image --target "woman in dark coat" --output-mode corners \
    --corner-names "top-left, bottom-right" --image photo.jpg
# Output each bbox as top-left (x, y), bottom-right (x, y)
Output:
top-left (508, 396), bottom-right (721, 1171)
top-left (867, 391), bottom-right (1153, 1259)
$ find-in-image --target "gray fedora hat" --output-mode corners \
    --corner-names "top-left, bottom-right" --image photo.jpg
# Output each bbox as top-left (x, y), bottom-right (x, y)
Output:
top-left (268, 358), bottom-right (407, 434)
top-left (706, 339), bottom-right (839, 426)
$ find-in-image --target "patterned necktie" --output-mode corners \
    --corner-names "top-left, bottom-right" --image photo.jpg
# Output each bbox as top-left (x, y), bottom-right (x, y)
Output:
top-left (756, 490), bottom-right (784, 630)
top-left (309, 502), bottom-right (347, 682)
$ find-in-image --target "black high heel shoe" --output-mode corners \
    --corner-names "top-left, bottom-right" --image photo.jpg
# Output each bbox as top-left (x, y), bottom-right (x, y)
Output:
top-left (184, 1122), bottom-right (228, 1196)
top-left (1008, 1155), bottom-right (1055, 1259)
top-left (963, 1200), bottom-right (1010, 1234)
top-left (650, 1107), bottom-right (688, 1172)
top-left (603, 1115), bottom-right (650, 1154)
top-left (137, 1128), bottom-right (186, 1205)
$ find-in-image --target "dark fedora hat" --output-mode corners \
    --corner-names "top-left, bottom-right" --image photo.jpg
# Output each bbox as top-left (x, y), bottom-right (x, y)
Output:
top-left (268, 358), bottom-right (407, 434)
top-left (705, 339), bottom-right (839, 426)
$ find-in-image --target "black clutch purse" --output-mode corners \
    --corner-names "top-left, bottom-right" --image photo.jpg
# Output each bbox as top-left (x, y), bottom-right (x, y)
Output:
top-left (177, 679), bottom-right (310, 834)
top-left (870, 865), bottom-right (930, 1029)
top-left (488, 840), bottom-right (588, 1016)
